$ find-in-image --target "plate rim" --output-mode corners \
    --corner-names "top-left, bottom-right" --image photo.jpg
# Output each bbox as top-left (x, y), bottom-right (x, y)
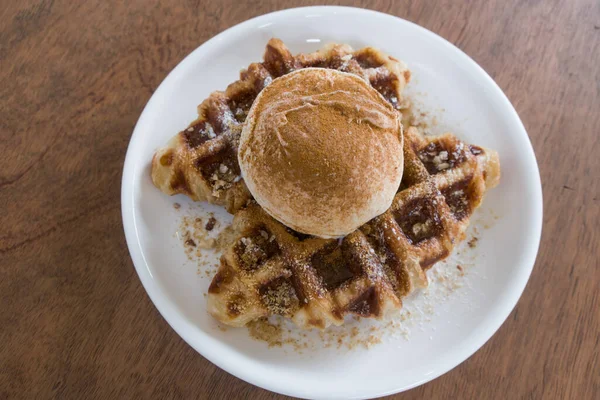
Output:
top-left (121, 5), bottom-right (543, 399)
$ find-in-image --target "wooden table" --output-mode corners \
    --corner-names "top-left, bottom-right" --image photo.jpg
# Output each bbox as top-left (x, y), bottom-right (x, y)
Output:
top-left (1, 1), bottom-right (598, 398)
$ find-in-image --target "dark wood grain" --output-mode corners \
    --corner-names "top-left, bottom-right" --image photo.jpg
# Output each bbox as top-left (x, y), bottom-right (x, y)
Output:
top-left (1, 0), bottom-right (598, 399)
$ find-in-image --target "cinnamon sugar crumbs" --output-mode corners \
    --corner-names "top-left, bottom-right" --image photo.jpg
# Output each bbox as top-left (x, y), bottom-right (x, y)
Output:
top-left (177, 207), bottom-right (230, 278)
top-left (196, 258), bottom-right (213, 277)
top-left (468, 236), bottom-right (478, 248)
top-left (246, 316), bottom-right (390, 351)
top-left (401, 105), bottom-right (430, 132)
top-left (248, 319), bottom-right (283, 347)
top-left (367, 334), bottom-right (382, 347)
top-left (260, 280), bottom-right (299, 316)
top-left (205, 217), bottom-right (217, 231)
top-left (180, 216), bottom-right (216, 260)
top-left (400, 97), bottom-right (445, 136)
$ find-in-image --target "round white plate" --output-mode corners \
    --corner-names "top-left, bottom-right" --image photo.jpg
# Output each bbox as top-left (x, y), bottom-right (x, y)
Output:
top-left (122, 6), bottom-right (542, 399)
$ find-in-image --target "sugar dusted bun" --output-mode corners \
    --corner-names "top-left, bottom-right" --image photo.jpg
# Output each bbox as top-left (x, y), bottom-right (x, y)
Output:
top-left (238, 68), bottom-right (403, 238)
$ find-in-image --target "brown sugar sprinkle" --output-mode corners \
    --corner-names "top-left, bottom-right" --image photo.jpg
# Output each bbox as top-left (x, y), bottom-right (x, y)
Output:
top-left (173, 202), bottom-right (181, 210)
top-left (457, 264), bottom-right (463, 272)
top-left (205, 217), bottom-right (217, 231)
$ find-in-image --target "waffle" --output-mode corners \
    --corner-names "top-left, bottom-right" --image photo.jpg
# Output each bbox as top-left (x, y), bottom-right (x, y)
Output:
top-left (207, 127), bottom-right (500, 329)
top-left (151, 38), bottom-right (411, 213)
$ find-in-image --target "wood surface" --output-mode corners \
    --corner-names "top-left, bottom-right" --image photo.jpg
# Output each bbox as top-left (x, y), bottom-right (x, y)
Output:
top-left (1, 0), bottom-right (598, 399)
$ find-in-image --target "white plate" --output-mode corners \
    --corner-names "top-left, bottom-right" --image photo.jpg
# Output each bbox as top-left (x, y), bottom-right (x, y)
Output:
top-left (122, 6), bottom-right (542, 399)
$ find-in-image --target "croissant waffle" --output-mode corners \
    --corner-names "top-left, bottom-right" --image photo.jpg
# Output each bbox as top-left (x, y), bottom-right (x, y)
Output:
top-left (207, 127), bottom-right (500, 329)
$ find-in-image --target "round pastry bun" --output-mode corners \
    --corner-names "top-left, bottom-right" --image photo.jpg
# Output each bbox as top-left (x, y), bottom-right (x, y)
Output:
top-left (238, 68), bottom-right (404, 238)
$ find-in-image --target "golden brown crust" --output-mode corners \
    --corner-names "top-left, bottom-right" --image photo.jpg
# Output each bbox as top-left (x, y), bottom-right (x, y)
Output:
top-left (239, 68), bottom-right (404, 238)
